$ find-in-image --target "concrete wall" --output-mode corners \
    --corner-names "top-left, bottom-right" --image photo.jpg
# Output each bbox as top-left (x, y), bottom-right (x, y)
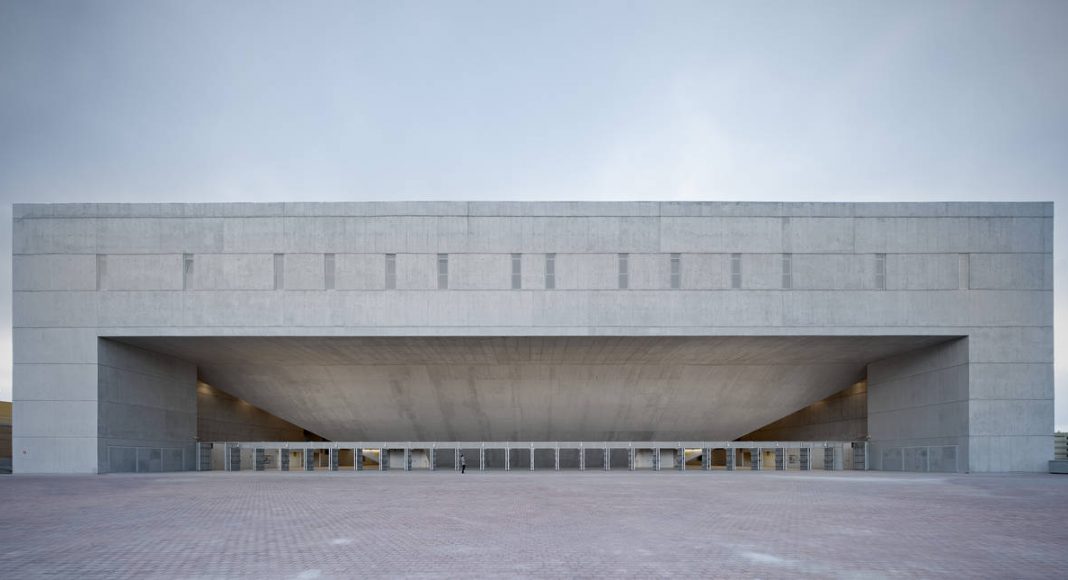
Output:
top-left (739, 381), bottom-right (867, 442)
top-left (97, 339), bottom-right (197, 473)
top-left (10, 201), bottom-right (1054, 472)
top-left (196, 381), bottom-right (308, 442)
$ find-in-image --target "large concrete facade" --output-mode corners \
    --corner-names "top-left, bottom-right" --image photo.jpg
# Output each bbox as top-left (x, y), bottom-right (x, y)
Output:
top-left (11, 201), bottom-right (1054, 473)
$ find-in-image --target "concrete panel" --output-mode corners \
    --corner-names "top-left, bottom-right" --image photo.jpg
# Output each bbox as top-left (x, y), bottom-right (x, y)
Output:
top-left (886, 254), bottom-right (959, 290)
top-left (14, 218), bottom-right (97, 254)
top-left (680, 254), bottom-right (730, 289)
top-left (967, 327), bottom-right (1053, 364)
top-left (969, 363), bottom-right (1053, 400)
top-left (14, 400), bottom-right (98, 437)
top-left (743, 254), bottom-right (781, 290)
top-left (13, 291), bottom-right (97, 328)
top-left (469, 201), bottom-right (660, 217)
top-left (222, 218), bottom-right (284, 252)
top-left (158, 218), bottom-right (224, 253)
top-left (867, 364), bottom-right (969, 411)
top-left (968, 435), bottom-right (1052, 472)
top-left (627, 254), bottom-right (669, 290)
top-left (467, 217), bottom-right (660, 253)
top-left (96, 218), bottom-right (170, 253)
top-left (520, 253), bottom-right (545, 290)
top-left (183, 292), bottom-right (285, 326)
top-left (197, 381), bottom-right (307, 442)
top-left (194, 254), bottom-right (274, 290)
top-left (554, 254), bottom-right (617, 290)
top-left (335, 254), bottom-right (385, 290)
top-left (450, 254), bottom-right (511, 290)
top-left (853, 201), bottom-right (1051, 218)
top-left (791, 254), bottom-right (876, 290)
top-left (784, 291), bottom-right (1050, 327)
top-left (283, 254), bottom-right (325, 290)
top-left (13, 254), bottom-right (97, 291)
top-left (103, 254), bottom-right (184, 290)
top-left (281, 292), bottom-right (331, 326)
top-left (11, 436), bottom-right (98, 474)
top-left (968, 253), bottom-right (1052, 290)
top-left (970, 400), bottom-right (1053, 437)
top-left (661, 217), bottom-right (783, 252)
top-left (13, 328), bottom-right (99, 364)
top-left (13, 363), bottom-right (98, 402)
top-left (393, 254), bottom-right (435, 290)
top-left (868, 401), bottom-right (969, 441)
top-left (740, 381), bottom-right (867, 441)
top-left (855, 217), bottom-right (1050, 253)
top-left (98, 292), bottom-right (184, 327)
top-left (783, 218), bottom-right (854, 253)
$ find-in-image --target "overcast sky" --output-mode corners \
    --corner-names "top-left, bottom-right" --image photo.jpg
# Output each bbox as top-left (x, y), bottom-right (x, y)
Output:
top-left (1, 1), bottom-right (1065, 429)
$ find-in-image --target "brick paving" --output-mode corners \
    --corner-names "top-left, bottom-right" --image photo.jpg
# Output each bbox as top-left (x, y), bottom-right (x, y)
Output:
top-left (1, 471), bottom-right (1066, 579)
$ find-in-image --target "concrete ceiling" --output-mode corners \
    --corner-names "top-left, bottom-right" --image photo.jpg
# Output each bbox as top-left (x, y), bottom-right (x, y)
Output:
top-left (115, 336), bottom-right (954, 442)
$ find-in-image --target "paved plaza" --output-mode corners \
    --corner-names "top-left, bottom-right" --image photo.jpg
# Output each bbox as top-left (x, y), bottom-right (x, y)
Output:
top-left (1, 471), bottom-right (1066, 578)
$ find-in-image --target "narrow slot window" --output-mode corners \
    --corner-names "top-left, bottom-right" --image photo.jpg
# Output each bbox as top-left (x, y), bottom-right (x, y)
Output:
top-left (670, 253), bottom-right (681, 289)
top-left (875, 253), bottom-right (886, 290)
top-left (183, 253), bottom-right (194, 290)
top-left (511, 253), bottom-right (522, 290)
top-left (618, 253), bottom-right (629, 289)
top-left (545, 253), bottom-right (556, 289)
top-left (730, 253), bottom-right (742, 289)
top-left (385, 254), bottom-right (396, 290)
top-left (437, 253), bottom-right (448, 289)
top-left (96, 254), bottom-right (107, 291)
top-left (782, 253), bottom-right (792, 289)
top-left (273, 253), bottom-right (284, 290)
top-left (324, 253), bottom-right (335, 290)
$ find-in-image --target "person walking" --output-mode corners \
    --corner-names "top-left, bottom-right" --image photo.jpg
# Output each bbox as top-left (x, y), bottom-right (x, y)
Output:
top-left (460, 452), bottom-right (466, 474)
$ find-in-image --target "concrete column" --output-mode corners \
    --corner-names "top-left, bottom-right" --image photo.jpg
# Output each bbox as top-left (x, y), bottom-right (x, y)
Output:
top-left (653, 448), bottom-right (661, 471)
top-left (354, 448), bottom-right (362, 471)
top-left (677, 447), bottom-right (685, 471)
top-left (554, 447), bottom-right (560, 471)
top-left (404, 448), bottom-right (411, 471)
top-left (579, 447), bottom-right (585, 471)
top-left (454, 448), bottom-right (460, 471)
top-left (702, 448), bottom-right (711, 471)
top-left (726, 448), bottom-right (735, 471)
top-left (429, 448), bottom-right (435, 471)
top-left (505, 447), bottom-right (510, 471)
top-left (604, 446), bottom-right (610, 471)
top-left (628, 448), bottom-right (635, 471)
top-left (529, 447), bottom-right (534, 471)
top-left (379, 448), bottom-right (387, 471)
top-left (329, 448), bottom-right (338, 471)
top-left (479, 447), bottom-right (485, 471)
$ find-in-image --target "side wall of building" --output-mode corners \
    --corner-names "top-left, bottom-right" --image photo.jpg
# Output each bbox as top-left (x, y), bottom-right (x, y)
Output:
top-left (98, 340), bottom-right (197, 473)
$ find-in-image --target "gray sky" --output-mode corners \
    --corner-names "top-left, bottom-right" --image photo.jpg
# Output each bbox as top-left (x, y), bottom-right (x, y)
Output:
top-left (1, 1), bottom-right (1065, 429)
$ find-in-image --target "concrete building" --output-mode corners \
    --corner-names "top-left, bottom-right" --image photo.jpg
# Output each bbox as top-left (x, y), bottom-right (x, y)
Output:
top-left (10, 201), bottom-right (1053, 473)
